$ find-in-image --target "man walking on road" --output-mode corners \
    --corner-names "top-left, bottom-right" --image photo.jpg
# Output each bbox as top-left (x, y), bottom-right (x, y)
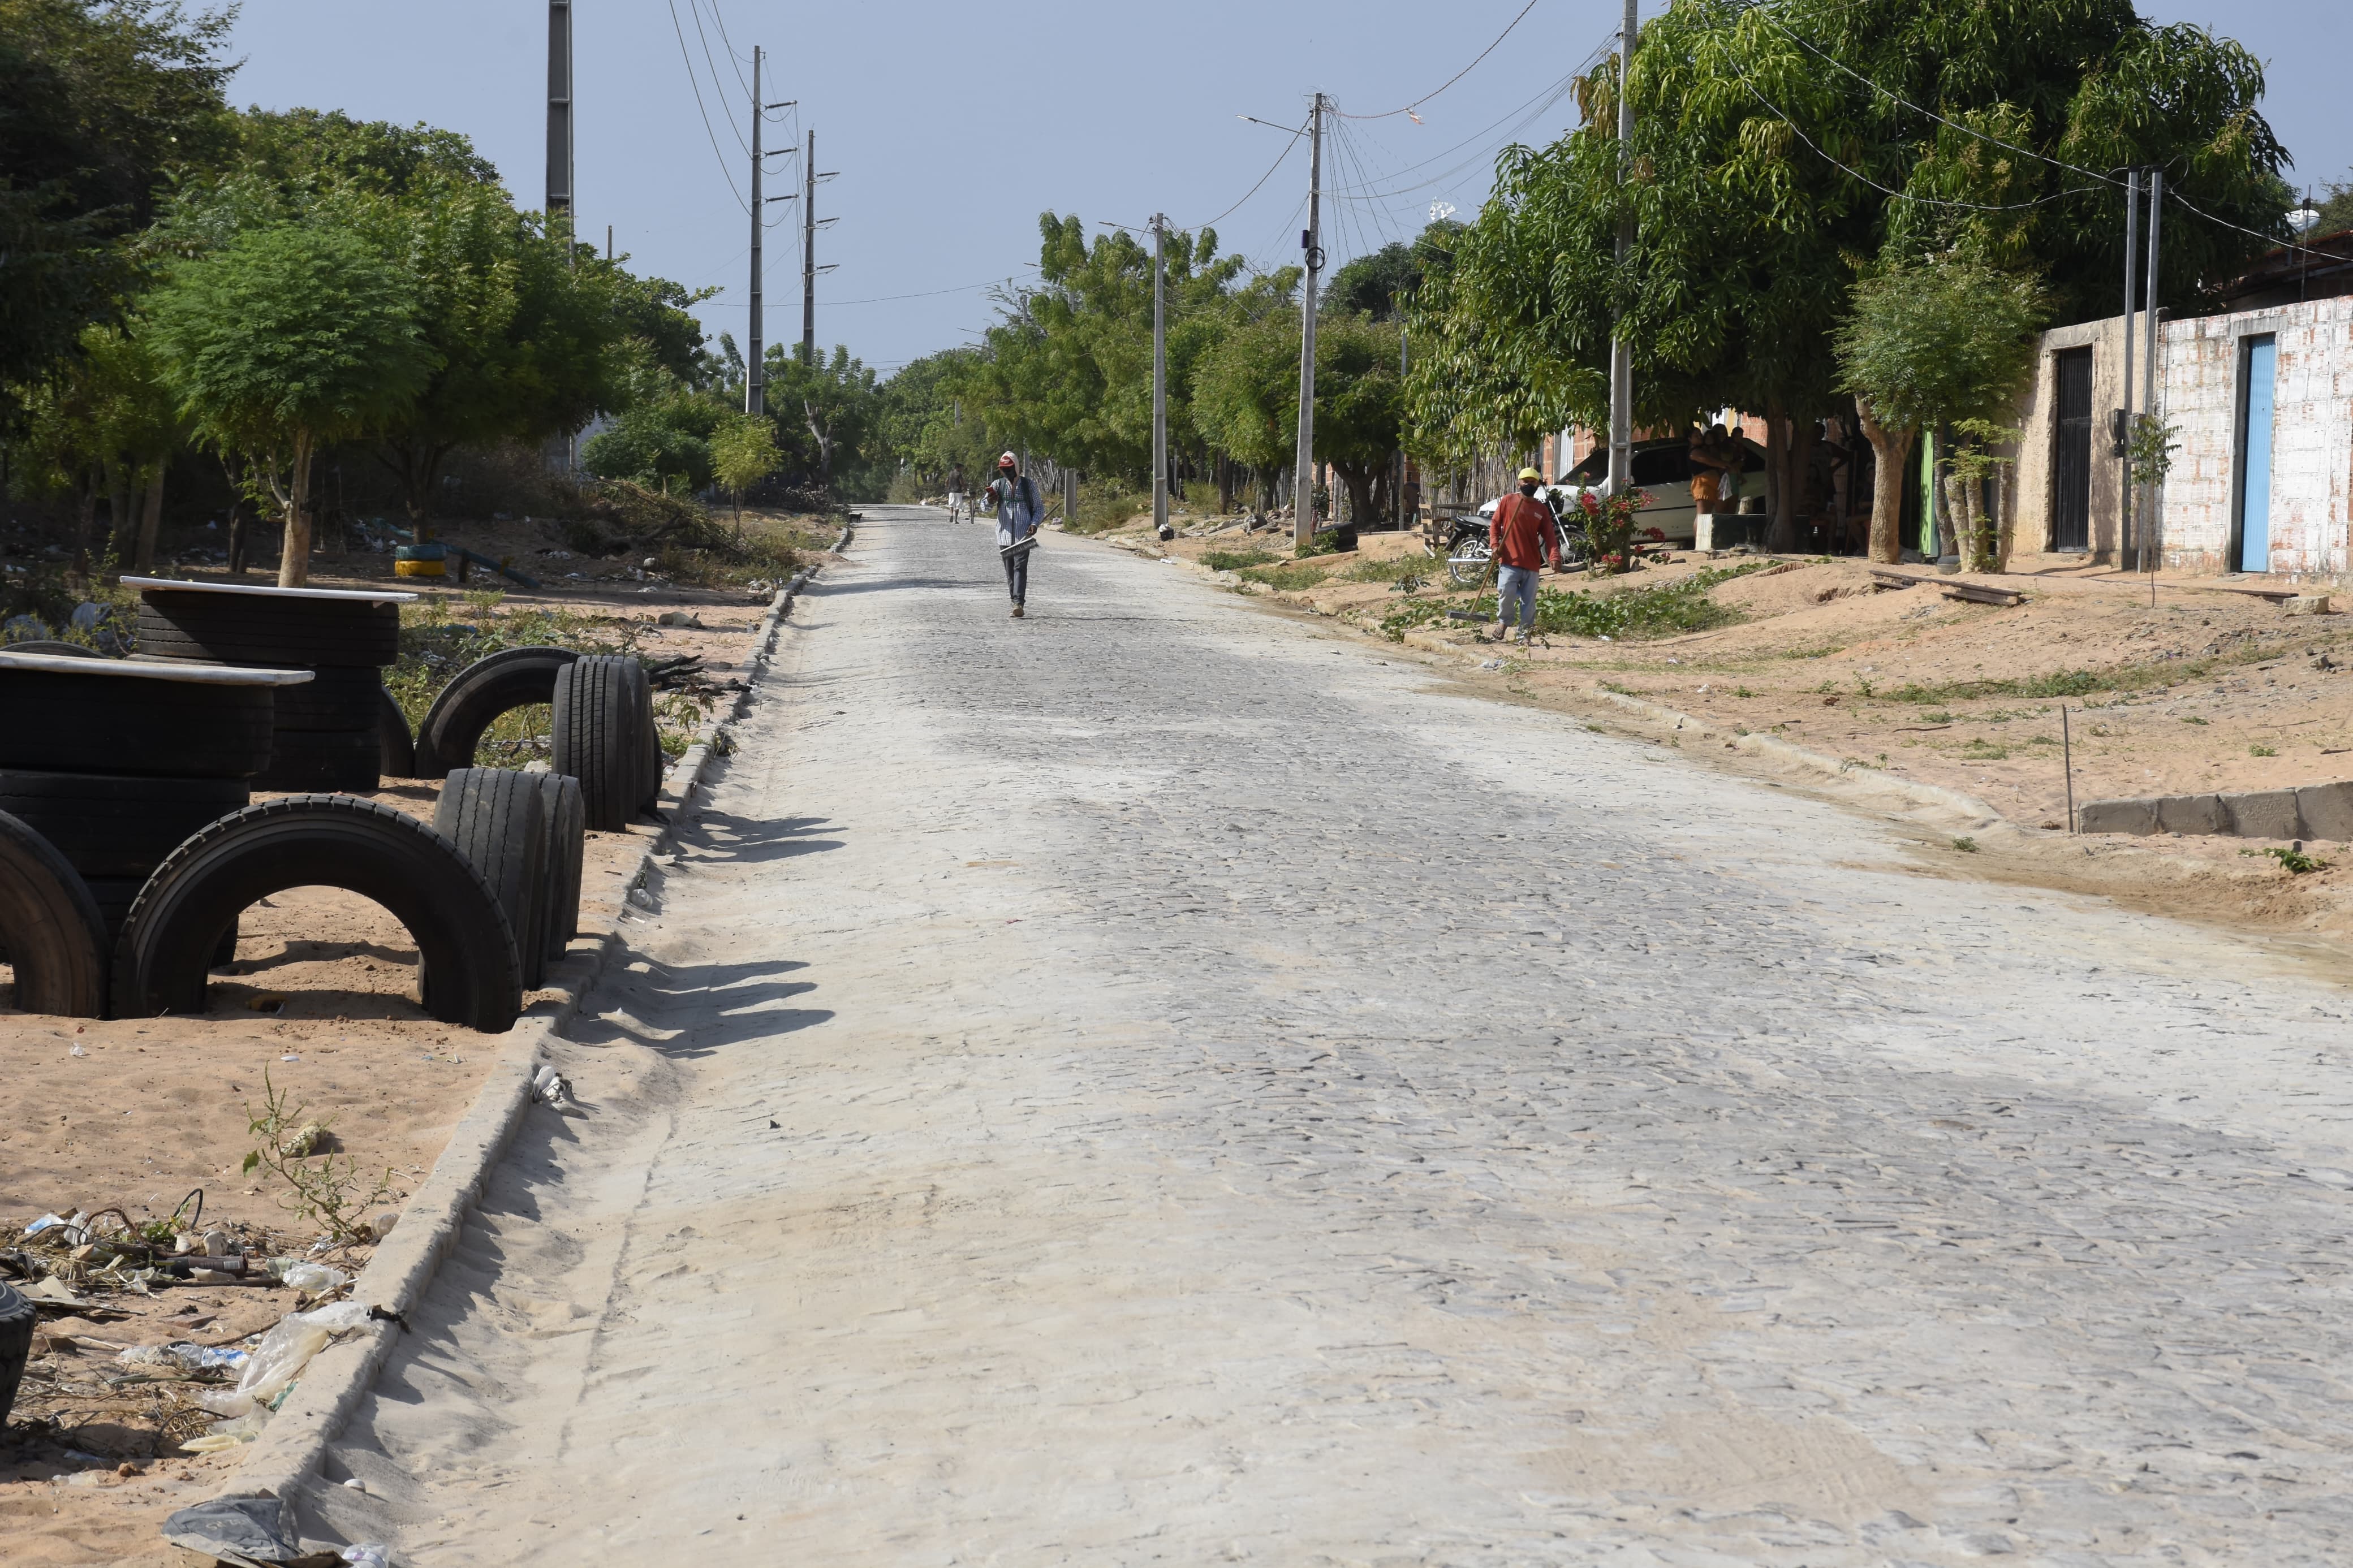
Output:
top-left (1490, 465), bottom-right (1559, 645)
top-left (987, 452), bottom-right (1041, 617)
top-left (946, 461), bottom-right (968, 524)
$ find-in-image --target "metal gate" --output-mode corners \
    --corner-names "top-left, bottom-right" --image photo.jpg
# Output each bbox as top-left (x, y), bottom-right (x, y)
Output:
top-left (2052, 347), bottom-right (2093, 551)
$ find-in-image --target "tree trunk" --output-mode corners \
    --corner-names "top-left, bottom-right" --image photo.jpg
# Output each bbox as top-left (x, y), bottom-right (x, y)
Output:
top-left (1856, 404), bottom-right (1915, 565)
top-left (804, 402), bottom-right (835, 488)
top-left (1781, 419), bottom-right (1818, 554)
top-left (74, 476), bottom-right (98, 574)
top-left (279, 434), bottom-right (314, 588)
top-left (1333, 463), bottom-right (1378, 531)
top-left (133, 463), bottom-right (165, 571)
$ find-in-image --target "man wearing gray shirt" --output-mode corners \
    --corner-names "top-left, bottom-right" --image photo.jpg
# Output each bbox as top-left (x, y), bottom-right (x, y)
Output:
top-left (986, 451), bottom-right (1041, 619)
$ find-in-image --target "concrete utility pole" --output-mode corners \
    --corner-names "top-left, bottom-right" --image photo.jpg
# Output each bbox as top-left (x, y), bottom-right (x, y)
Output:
top-left (746, 46), bottom-right (765, 415)
top-left (1293, 92), bottom-right (1326, 551)
top-left (801, 130), bottom-right (817, 362)
top-left (546, 0), bottom-right (574, 234)
top-left (1152, 213), bottom-right (1170, 537)
top-left (2119, 170), bottom-right (2140, 568)
top-left (1607, 0), bottom-right (1636, 510)
top-left (2140, 170), bottom-right (2164, 576)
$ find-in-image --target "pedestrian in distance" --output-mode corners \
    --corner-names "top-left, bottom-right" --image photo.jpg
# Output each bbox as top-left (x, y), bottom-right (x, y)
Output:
top-left (946, 461), bottom-right (967, 524)
top-left (1489, 465), bottom-right (1560, 646)
top-left (987, 452), bottom-right (1041, 618)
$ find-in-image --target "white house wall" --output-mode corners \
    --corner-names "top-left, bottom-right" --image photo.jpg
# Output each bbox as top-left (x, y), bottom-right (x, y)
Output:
top-left (2161, 297), bottom-right (2353, 578)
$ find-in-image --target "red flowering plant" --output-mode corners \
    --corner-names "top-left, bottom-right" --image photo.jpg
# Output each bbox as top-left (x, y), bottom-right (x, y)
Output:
top-left (1575, 486), bottom-right (1650, 576)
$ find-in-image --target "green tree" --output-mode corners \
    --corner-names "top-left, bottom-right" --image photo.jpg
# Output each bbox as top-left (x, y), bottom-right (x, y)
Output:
top-left (0, 0), bottom-right (235, 406)
top-left (579, 392), bottom-right (722, 494)
top-left (1193, 308), bottom-right (1404, 522)
top-left (709, 413), bottom-right (779, 523)
top-left (16, 320), bottom-right (183, 569)
top-left (144, 223), bottom-right (435, 585)
top-left (766, 344), bottom-right (880, 494)
top-left (1833, 258), bottom-right (2046, 564)
top-left (2313, 172), bottom-right (2353, 237)
top-left (1321, 222), bottom-right (1460, 321)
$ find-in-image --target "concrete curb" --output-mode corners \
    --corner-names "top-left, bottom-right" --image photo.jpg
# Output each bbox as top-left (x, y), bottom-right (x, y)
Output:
top-left (218, 569), bottom-right (818, 1514)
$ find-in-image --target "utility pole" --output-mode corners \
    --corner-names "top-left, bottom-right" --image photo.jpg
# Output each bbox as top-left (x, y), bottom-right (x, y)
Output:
top-left (1608, 0), bottom-right (1636, 513)
top-left (1397, 327), bottom-right (1410, 526)
top-left (2140, 170), bottom-right (2164, 579)
top-left (1293, 92), bottom-right (1325, 551)
top-left (1152, 213), bottom-right (1170, 537)
top-left (801, 130), bottom-right (817, 363)
top-left (746, 46), bottom-right (765, 414)
top-left (2119, 170), bottom-right (2140, 569)
top-left (546, 1), bottom-right (574, 235)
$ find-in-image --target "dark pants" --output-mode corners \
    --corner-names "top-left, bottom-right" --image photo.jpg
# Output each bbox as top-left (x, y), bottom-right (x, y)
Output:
top-left (1002, 545), bottom-right (1030, 603)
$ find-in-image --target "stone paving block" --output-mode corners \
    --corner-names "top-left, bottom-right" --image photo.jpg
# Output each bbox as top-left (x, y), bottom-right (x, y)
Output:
top-left (2154, 792), bottom-right (2230, 835)
top-left (2295, 779), bottom-right (2353, 842)
top-left (2222, 788), bottom-right (2307, 840)
top-left (2076, 796), bottom-right (2158, 835)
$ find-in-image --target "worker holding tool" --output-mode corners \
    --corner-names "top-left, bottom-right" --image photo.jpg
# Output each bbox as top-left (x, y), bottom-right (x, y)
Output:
top-left (1488, 466), bottom-right (1559, 645)
top-left (987, 452), bottom-right (1041, 618)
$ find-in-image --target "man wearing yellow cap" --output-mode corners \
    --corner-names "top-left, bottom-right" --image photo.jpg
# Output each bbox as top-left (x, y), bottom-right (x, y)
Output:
top-left (1489, 466), bottom-right (1559, 645)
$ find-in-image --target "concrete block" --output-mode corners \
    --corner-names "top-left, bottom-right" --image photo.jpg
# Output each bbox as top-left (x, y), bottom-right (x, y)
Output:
top-left (2285, 594), bottom-right (2332, 615)
top-left (2294, 780), bottom-right (2353, 841)
top-left (2078, 797), bottom-right (2160, 835)
top-left (2221, 789), bottom-right (2305, 840)
top-left (2154, 793), bottom-right (2230, 835)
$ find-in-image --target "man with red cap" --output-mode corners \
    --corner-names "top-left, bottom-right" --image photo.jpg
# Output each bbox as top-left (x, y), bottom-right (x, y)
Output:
top-left (985, 451), bottom-right (1041, 617)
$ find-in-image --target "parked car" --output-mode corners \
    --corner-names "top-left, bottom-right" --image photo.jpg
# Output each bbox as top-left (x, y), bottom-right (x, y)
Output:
top-left (1477, 435), bottom-right (1768, 546)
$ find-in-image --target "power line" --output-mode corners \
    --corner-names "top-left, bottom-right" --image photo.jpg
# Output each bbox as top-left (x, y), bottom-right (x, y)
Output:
top-left (682, 0), bottom-right (749, 157)
top-left (666, 0), bottom-right (747, 212)
top-left (1322, 70), bottom-right (1580, 197)
top-left (1335, 0), bottom-right (1544, 120)
top-left (1191, 115), bottom-right (1309, 231)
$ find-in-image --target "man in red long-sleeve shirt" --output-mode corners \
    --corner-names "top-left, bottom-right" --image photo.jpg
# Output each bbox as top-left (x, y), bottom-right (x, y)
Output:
top-left (1488, 466), bottom-right (1559, 645)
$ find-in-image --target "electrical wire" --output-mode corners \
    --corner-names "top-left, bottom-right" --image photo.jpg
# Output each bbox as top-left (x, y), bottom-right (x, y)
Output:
top-left (683, 0), bottom-right (751, 157)
top-left (666, 0), bottom-right (748, 213)
top-left (1323, 70), bottom-right (1580, 197)
top-left (1189, 116), bottom-right (1309, 232)
top-left (699, 0), bottom-right (758, 103)
top-left (1334, 0), bottom-right (1544, 120)
top-left (2166, 185), bottom-right (2347, 265)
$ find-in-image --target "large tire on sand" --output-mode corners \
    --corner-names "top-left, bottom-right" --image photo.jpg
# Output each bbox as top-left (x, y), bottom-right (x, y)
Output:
top-left (551, 656), bottom-right (649, 832)
top-left (0, 809), bottom-right (109, 1017)
top-left (0, 666), bottom-right (275, 779)
top-left (537, 772), bottom-right (585, 963)
top-left (432, 768), bottom-right (548, 990)
top-left (413, 646), bottom-right (578, 778)
top-left (271, 667), bottom-right (384, 731)
top-left (1, 640), bottom-right (104, 659)
top-left (112, 796), bottom-right (522, 1031)
top-left (133, 592), bottom-right (400, 668)
top-left (0, 1281), bottom-right (36, 1429)
top-left (253, 728), bottom-right (380, 793)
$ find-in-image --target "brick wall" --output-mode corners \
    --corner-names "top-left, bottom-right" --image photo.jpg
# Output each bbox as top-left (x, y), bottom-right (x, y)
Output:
top-left (2160, 298), bottom-right (2353, 578)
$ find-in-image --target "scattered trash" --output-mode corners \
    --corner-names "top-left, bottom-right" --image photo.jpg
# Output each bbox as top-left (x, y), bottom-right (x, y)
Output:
top-left (117, 1341), bottom-right (249, 1375)
top-left (531, 1064), bottom-right (575, 1111)
top-left (1478, 659), bottom-right (1506, 671)
top-left (25, 1212), bottom-right (81, 1240)
top-left (161, 1496), bottom-right (311, 1562)
top-left (277, 1261), bottom-right (350, 1295)
top-left (278, 1051), bottom-right (300, 1061)
top-left (234, 1298), bottom-right (373, 1408)
top-left (654, 610), bottom-right (705, 628)
top-left (372, 1210), bottom-right (401, 1240)
top-left (342, 1545), bottom-right (394, 1568)
top-left (68, 1044), bottom-right (87, 1057)
top-left (24, 1277), bottom-right (89, 1306)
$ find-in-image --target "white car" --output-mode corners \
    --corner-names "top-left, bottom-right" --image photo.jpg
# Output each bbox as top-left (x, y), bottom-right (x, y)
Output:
top-left (1479, 436), bottom-right (1767, 546)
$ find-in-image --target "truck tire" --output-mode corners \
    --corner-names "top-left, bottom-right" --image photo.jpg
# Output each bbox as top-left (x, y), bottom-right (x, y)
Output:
top-left (0, 667), bottom-right (274, 779)
top-left (432, 768), bottom-right (548, 990)
top-left (378, 685), bottom-right (416, 779)
top-left (0, 808), bottom-right (109, 1018)
top-left (413, 646), bottom-right (578, 777)
top-left (112, 796), bottom-right (522, 1031)
top-left (1, 640), bottom-right (105, 658)
top-left (551, 656), bottom-right (645, 832)
top-left (253, 729), bottom-right (380, 793)
top-left (1, 1281), bottom-right (37, 1428)
top-left (537, 772), bottom-right (585, 961)
top-left (271, 667), bottom-right (384, 731)
top-left (0, 772), bottom-right (248, 878)
top-left (133, 593), bottom-right (400, 668)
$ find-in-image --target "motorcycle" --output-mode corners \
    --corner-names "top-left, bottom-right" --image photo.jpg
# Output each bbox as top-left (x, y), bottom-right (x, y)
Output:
top-left (1432, 506), bottom-right (1587, 587)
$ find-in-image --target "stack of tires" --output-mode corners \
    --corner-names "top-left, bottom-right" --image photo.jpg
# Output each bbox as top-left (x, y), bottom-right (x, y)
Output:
top-left (0, 652), bottom-right (298, 951)
top-left (420, 647), bottom-right (661, 832)
top-left (126, 577), bottom-right (417, 789)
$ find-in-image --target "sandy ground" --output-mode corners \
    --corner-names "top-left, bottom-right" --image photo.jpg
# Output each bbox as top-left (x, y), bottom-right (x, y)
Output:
top-left (283, 511), bottom-right (2353, 1564)
top-left (0, 527), bottom-right (826, 1564)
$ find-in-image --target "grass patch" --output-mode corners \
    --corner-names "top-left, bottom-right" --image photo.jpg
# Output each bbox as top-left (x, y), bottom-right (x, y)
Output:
top-left (1337, 554), bottom-right (1428, 584)
top-left (1202, 548), bottom-right (1278, 572)
top-left (1378, 561), bottom-right (1771, 643)
top-left (1296, 528), bottom-right (1345, 558)
top-left (1238, 563), bottom-right (1332, 592)
top-left (1889, 668), bottom-right (2105, 703)
top-left (2250, 743), bottom-right (2278, 757)
top-left (1951, 835), bottom-right (1980, 853)
top-left (2181, 715), bottom-right (2209, 725)
top-left (1959, 739), bottom-right (2011, 761)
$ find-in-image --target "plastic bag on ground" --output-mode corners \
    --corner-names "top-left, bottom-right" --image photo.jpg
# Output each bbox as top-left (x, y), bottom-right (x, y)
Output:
top-left (233, 1301), bottom-right (372, 1405)
top-left (277, 1261), bottom-right (351, 1294)
top-left (118, 1341), bottom-right (249, 1375)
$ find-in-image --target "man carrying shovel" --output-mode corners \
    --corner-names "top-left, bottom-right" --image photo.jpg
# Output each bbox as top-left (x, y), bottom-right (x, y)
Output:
top-left (986, 452), bottom-right (1041, 618)
top-left (1489, 465), bottom-right (1560, 645)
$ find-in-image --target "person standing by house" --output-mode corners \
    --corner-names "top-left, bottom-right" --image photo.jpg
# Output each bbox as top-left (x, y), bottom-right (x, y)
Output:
top-left (1688, 425), bottom-right (1730, 516)
top-left (946, 461), bottom-right (968, 524)
top-left (1489, 465), bottom-right (1560, 645)
top-left (986, 452), bottom-right (1041, 617)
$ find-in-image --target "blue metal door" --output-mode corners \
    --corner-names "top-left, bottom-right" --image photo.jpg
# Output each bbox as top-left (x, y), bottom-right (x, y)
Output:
top-left (2236, 336), bottom-right (2277, 572)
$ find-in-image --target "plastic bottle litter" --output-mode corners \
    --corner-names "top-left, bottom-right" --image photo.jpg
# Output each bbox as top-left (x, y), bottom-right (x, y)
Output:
top-left (117, 1342), bottom-right (251, 1375)
top-left (234, 1301), bottom-right (372, 1405)
top-left (278, 1261), bottom-right (351, 1294)
top-left (194, 1387), bottom-right (257, 1419)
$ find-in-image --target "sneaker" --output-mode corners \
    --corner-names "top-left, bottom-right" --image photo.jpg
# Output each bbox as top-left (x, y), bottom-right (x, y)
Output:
top-left (1011, 604), bottom-right (1024, 618)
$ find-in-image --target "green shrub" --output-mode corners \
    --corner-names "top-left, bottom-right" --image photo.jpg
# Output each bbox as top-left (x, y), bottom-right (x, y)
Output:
top-left (1296, 528), bottom-right (1345, 558)
top-left (1203, 548), bottom-right (1278, 572)
top-left (1238, 563), bottom-right (1330, 592)
top-left (1378, 561), bottom-right (1770, 642)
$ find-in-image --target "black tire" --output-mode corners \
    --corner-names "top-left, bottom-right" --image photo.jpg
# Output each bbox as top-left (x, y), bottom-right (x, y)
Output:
top-left (0, 1281), bottom-right (36, 1430)
top-left (414, 646), bottom-right (578, 778)
top-left (0, 808), bottom-right (109, 1018)
top-left (270, 667), bottom-right (384, 731)
top-left (133, 592), bottom-right (400, 667)
top-left (378, 684), bottom-right (417, 779)
top-left (641, 707), bottom-right (665, 810)
top-left (537, 772), bottom-right (585, 961)
top-left (0, 667), bottom-right (275, 779)
top-left (2, 640), bottom-right (105, 658)
top-left (112, 796), bottom-right (522, 1031)
top-left (253, 729), bottom-right (380, 793)
top-left (432, 768), bottom-right (548, 990)
top-left (0, 772), bottom-right (249, 879)
top-left (551, 656), bottom-right (645, 832)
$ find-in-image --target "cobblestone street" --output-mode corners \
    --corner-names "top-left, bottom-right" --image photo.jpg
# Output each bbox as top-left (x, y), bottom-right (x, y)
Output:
top-left (335, 507), bottom-right (2353, 1565)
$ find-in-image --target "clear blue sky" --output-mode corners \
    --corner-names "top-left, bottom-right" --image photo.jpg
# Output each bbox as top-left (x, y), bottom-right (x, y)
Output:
top-left (221, 1), bottom-right (2352, 379)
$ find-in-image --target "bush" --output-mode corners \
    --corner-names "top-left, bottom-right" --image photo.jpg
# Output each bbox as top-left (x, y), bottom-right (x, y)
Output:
top-left (1380, 561), bottom-right (1769, 642)
top-left (1296, 528), bottom-right (1346, 558)
top-left (1202, 548), bottom-right (1278, 572)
